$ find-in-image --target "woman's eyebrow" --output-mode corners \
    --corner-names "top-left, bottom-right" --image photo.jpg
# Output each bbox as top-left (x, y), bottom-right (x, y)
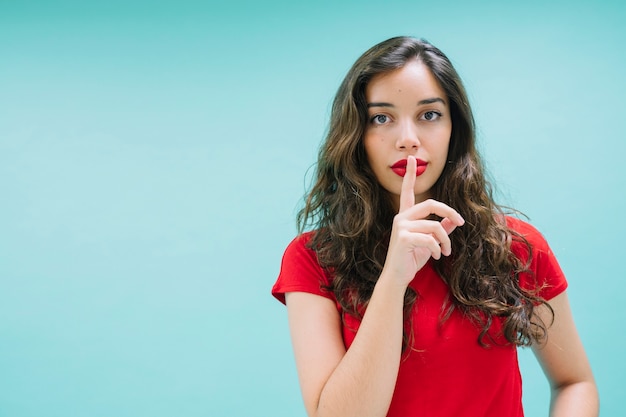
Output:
top-left (418, 97), bottom-right (446, 105)
top-left (367, 102), bottom-right (394, 108)
top-left (367, 97), bottom-right (446, 108)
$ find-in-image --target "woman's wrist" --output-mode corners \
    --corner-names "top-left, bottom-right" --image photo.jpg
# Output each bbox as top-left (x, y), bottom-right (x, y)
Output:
top-left (375, 270), bottom-right (411, 301)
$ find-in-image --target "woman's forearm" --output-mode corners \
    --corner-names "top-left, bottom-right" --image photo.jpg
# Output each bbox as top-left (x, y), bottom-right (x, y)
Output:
top-left (314, 273), bottom-right (406, 417)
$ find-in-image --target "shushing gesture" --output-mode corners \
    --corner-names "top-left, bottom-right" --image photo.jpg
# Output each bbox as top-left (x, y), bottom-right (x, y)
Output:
top-left (383, 156), bottom-right (465, 287)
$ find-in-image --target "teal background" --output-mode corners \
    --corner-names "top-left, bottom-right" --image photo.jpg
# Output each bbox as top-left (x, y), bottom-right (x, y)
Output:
top-left (1, 1), bottom-right (624, 416)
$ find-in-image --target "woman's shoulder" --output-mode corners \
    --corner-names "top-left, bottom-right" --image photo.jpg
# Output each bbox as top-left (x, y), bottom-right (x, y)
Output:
top-left (272, 230), bottom-right (333, 304)
top-left (504, 215), bottom-right (550, 252)
top-left (504, 215), bottom-right (568, 298)
top-left (283, 230), bottom-right (317, 255)
top-left (504, 215), bottom-right (539, 235)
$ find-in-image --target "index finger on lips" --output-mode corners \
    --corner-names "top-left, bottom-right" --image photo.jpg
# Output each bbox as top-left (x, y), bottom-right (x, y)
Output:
top-left (399, 156), bottom-right (417, 213)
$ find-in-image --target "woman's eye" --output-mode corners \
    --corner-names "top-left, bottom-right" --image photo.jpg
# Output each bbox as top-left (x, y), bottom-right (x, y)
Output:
top-left (370, 114), bottom-right (390, 125)
top-left (421, 111), bottom-right (442, 121)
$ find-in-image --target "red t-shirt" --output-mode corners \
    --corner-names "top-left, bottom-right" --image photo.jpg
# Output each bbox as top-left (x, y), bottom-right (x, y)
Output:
top-left (272, 217), bottom-right (568, 416)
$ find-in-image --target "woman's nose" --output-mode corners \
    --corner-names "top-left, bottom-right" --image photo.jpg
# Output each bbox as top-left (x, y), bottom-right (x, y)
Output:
top-left (395, 121), bottom-right (421, 150)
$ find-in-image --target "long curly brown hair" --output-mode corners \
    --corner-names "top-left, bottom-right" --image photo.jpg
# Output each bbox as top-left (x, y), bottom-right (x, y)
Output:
top-left (297, 36), bottom-right (552, 348)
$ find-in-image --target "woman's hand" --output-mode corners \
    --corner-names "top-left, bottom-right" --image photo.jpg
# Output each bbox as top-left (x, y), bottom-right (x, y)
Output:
top-left (382, 155), bottom-right (465, 286)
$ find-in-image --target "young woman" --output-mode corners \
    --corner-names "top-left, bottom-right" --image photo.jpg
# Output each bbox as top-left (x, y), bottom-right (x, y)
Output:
top-left (271, 36), bottom-right (598, 417)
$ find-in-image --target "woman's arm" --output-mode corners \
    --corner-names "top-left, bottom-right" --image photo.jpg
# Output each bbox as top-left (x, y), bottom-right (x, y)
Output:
top-left (284, 157), bottom-right (465, 417)
top-left (532, 291), bottom-right (599, 416)
top-left (286, 273), bottom-right (406, 417)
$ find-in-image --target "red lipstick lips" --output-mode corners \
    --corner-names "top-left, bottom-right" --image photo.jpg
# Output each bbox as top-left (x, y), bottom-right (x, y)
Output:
top-left (391, 159), bottom-right (427, 177)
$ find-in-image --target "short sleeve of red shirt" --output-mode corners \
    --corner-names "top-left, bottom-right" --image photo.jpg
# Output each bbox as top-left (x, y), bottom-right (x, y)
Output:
top-left (506, 216), bottom-right (568, 300)
top-left (271, 232), bottom-right (334, 304)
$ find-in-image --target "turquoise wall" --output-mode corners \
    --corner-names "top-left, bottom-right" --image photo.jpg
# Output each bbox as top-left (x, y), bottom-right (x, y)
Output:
top-left (1, 1), bottom-right (624, 415)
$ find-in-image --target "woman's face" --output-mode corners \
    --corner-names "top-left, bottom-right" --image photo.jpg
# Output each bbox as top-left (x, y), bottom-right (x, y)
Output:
top-left (363, 60), bottom-right (452, 210)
